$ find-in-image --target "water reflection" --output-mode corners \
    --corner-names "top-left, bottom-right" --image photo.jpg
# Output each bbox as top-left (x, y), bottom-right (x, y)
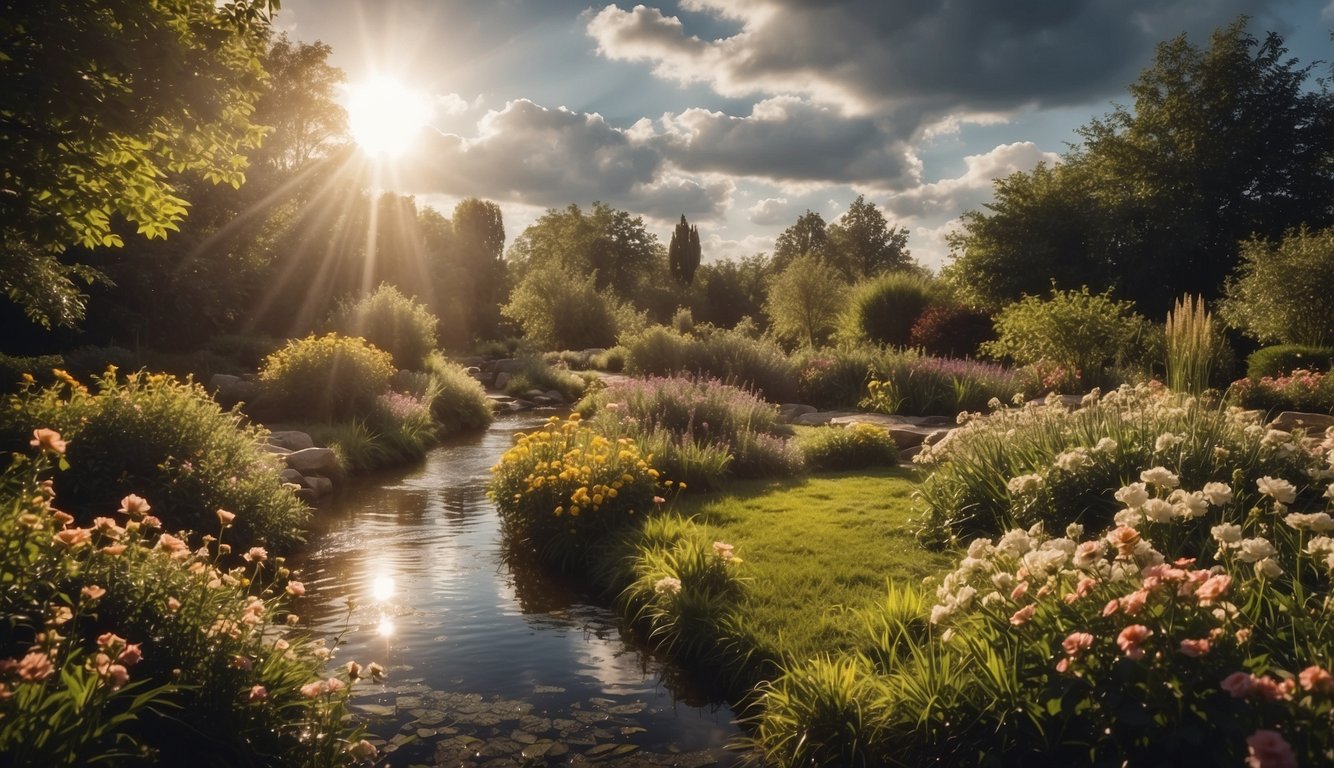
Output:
top-left (287, 414), bottom-right (743, 766)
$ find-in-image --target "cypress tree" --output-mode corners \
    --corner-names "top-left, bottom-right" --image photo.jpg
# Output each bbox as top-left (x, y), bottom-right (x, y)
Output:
top-left (669, 214), bottom-right (701, 286)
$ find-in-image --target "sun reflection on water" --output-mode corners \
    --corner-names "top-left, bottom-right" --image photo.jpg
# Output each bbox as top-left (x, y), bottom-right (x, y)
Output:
top-left (371, 574), bottom-right (395, 602)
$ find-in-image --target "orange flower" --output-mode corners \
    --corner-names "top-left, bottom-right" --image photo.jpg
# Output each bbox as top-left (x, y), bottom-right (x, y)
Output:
top-left (29, 428), bottom-right (66, 455)
top-left (117, 494), bottom-right (151, 518)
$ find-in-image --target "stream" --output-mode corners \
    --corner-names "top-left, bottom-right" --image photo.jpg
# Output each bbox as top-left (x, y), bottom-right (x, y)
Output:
top-left (287, 412), bottom-right (745, 767)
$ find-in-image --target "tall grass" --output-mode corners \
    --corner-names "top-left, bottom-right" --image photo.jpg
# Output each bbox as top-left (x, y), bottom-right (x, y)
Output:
top-left (863, 352), bottom-right (1029, 417)
top-left (1164, 294), bottom-right (1218, 394)
top-left (620, 325), bottom-right (799, 403)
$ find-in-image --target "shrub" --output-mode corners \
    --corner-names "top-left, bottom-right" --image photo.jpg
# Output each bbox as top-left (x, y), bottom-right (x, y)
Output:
top-left (982, 287), bottom-right (1147, 391)
top-left (489, 414), bottom-right (667, 567)
top-left (204, 333), bottom-right (282, 370)
top-left (590, 346), bottom-right (626, 373)
top-left (794, 346), bottom-right (889, 410)
top-left (502, 264), bottom-right (644, 351)
top-left (1221, 226), bottom-right (1334, 346)
top-left (258, 333), bottom-right (395, 421)
top-left (424, 353), bottom-right (493, 434)
top-left (799, 424), bottom-right (899, 471)
top-left (621, 325), bottom-right (799, 403)
top-left (909, 304), bottom-right (996, 358)
top-left (914, 384), bottom-right (1324, 548)
top-left (1246, 344), bottom-right (1334, 379)
top-left (0, 370), bottom-right (309, 551)
top-left (1230, 370), bottom-right (1334, 415)
top-left (328, 283), bottom-right (439, 369)
top-left (842, 272), bottom-right (938, 347)
top-left (0, 353), bottom-right (63, 393)
top-left (862, 353), bottom-right (1030, 417)
top-left (502, 355), bottom-right (587, 402)
top-left (0, 442), bottom-right (373, 767)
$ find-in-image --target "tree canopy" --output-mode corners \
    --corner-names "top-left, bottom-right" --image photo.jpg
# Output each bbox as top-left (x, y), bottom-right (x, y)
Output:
top-left (826, 195), bottom-right (912, 280)
top-left (0, 0), bottom-right (277, 327)
top-left (770, 211), bottom-right (830, 273)
top-left (507, 202), bottom-right (662, 300)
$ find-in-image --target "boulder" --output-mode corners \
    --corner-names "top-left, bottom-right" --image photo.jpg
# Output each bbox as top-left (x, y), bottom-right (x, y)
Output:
top-left (542, 390), bottom-right (567, 404)
top-left (778, 404), bottom-right (818, 423)
top-left (494, 372), bottom-right (511, 391)
top-left (900, 445), bottom-right (924, 462)
top-left (1269, 411), bottom-right (1334, 434)
top-left (285, 447), bottom-right (339, 475)
top-left (261, 443), bottom-right (293, 456)
top-left (304, 475), bottom-right (334, 498)
top-left (210, 373), bottom-right (260, 407)
top-left (829, 413), bottom-right (939, 449)
top-left (268, 430), bottom-right (314, 452)
top-left (279, 468), bottom-right (306, 486)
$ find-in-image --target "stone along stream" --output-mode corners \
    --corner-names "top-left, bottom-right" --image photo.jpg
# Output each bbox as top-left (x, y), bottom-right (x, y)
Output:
top-left (288, 412), bottom-right (744, 767)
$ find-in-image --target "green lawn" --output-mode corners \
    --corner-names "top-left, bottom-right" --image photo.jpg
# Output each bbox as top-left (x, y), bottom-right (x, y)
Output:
top-left (673, 466), bottom-right (956, 666)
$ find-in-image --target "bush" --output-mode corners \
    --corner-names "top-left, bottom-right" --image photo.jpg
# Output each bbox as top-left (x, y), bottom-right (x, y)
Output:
top-left (982, 287), bottom-right (1147, 392)
top-left (841, 272), bottom-right (938, 347)
top-left (0, 353), bottom-right (63, 393)
top-left (1230, 370), bottom-right (1334, 415)
top-left (502, 264), bottom-right (644, 351)
top-left (799, 424), bottom-right (899, 471)
top-left (1246, 344), bottom-right (1334, 379)
top-left (1221, 226), bottom-right (1334, 346)
top-left (258, 333), bottom-right (395, 421)
top-left (909, 304), bottom-right (996, 358)
top-left (764, 255), bottom-right (848, 348)
top-left (621, 325), bottom-right (799, 403)
top-left (794, 346), bottom-right (889, 410)
top-left (502, 355), bottom-right (587, 402)
top-left (423, 353), bottom-right (493, 434)
top-left (0, 444), bottom-right (373, 767)
top-left (328, 284), bottom-right (439, 370)
top-left (914, 384), bottom-right (1324, 548)
top-left (591, 346), bottom-right (626, 373)
top-left (863, 352), bottom-right (1030, 417)
top-left (204, 333), bottom-right (282, 370)
top-left (489, 414), bottom-right (667, 567)
top-left (0, 369), bottom-right (310, 551)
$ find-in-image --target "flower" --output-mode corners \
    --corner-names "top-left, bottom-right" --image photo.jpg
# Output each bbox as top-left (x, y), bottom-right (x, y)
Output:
top-left (1139, 467), bottom-right (1180, 489)
top-left (29, 428), bottom-right (66, 454)
top-left (1114, 483), bottom-right (1149, 508)
top-left (1237, 537), bottom-right (1277, 563)
top-left (1283, 512), bottom-right (1334, 532)
top-left (1202, 482), bottom-right (1233, 506)
top-left (155, 533), bottom-right (190, 560)
top-left (52, 528), bottom-right (92, 550)
top-left (1009, 604), bottom-right (1036, 625)
top-left (1105, 526), bottom-right (1141, 557)
top-left (1246, 730), bottom-right (1297, 768)
top-left (367, 662), bottom-right (385, 679)
top-left (286, 581), bottom-right (305, 596)
top-left (1006, 474), bottom-right (1044, 495)
top-left (81, 585), bottom-right (106, 601)
top-left (1211, 523), bottom-right (1242, 545)
top-left (243, 547), bottom-right (268, 563)
top-left (1254, 558), bottom-right (1283, 579)
top-left (1178, 638), bottom-right (1211, 657)
top-left (1116, 625), bottom-right (1152, 660)
top-left (117, 494), bottom-right (151, 518)
top-left (345, 661), bottom-right (362, 679)
top-left (216, 509), bottom-right (236, 526)
top-left (1195, 574), bottom-right (1231, 604)
top-left (300, 680), bottom-right (327, 698)
top-left (653, 576), bottom-right (682, 596)
top-left (1256, 476), bottom-right (1297, 504)
top-left (1299, 665), bottom-right (1334, 693)
top-left (1141, 498), bottom-right (1176, 523)
top-left (248, 685), bottom-right (268, 702)
top-left (17, 651), bottom-right (53, 682)
top-left (1062, 632), bottom-right (1094, 656)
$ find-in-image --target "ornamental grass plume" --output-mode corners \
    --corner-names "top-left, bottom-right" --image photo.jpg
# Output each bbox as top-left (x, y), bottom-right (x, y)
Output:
top-left (1165, 294), bottom-right (1222, 395)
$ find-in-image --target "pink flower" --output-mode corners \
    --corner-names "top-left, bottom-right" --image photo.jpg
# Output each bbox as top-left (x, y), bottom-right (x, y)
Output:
top-left (285, 581), bottom-right (305, 597)
top-left (52, 510), bottom-right (74, 527)
top-left (248, 685), bottom-right (267, 702)
top-left (1101, 599), bottom-right (1120, 617)
top-left (1299, 665), bottom-right (1334, 693)
top-left (117, 494), bottom-right (151, 518)
top-left (1178, 638), bottom-right (1211, 658)
top-left (1119, 590), bottom-right (1149, 615)
top-left (100, 543), bottom-right (126, 556)
top-left (1195, 574), bottom-right (1231, 604)
top-left (243, 547), bottom-right (268, 563)
top-left (216, 509), bottom-right (236, 526)
top-left (103, 664), bottom-right (129, 690)
top-left (117, 643), bottom-right (142, 666)
top-left (1009, 604), bottom-right (1036, 626)
top-left (1116, 625), bottom-right (1152, 660)
top-left (324, 677), bottom-right (346, 694)
top-left (17, 651), bottom-right (53, 682)
top-left (81, 585), bottom-right (106, 601)
top-left (1062, 632), bottom-right (1094, 656)
top-left (300, 680), bottom-right (326, 699)
top-left (30, 428), bottom-right (66, 454)
top-left (1246, 730), bottom-right (1297, 768)
top-left (1106, 526), bottom-right (1141, 557)
top-left (52, 528), bottom-right (92, 550)
top-left (1221, 672), bottom-right (1289, 700)
top-left (155, 533), bottom-right (189, 559)
top-left (97, 632), bottom-right (126, 651)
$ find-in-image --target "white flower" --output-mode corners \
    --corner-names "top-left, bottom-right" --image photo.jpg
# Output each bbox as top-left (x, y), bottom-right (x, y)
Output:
top-left (1326, 483), bottom-right (1334, 501)
top-left (1142, 498), bottom-right (1176, 524)
top-left (1284, 512), bottom-right (1334, 532)
top-left (1054, 448), bottom-right (1090, 473)
top-left (1022, 548), bottom-right (1068, 579)
top-left (1140, 467), bottom-right (1180, 489)
top-left (1255, 558), bottom-right (1283, 579)
top-left (981, 591), bottom-right (1006, 608)
top-left (929, 604), bottom-right (953, 624)
top-left (1237, 537), bottom-right (1277, 563)
top-left (1093, 437), bottom-right (1118, 453)
top-left (1006, 474), bottom-right (1044, 496)
top-left (1211, 523), bottom-right (1243, 545)
top-left (1168, 489), bottom-right (1209, 519)
top-left (954, 585), bottom-right (977, 609)
top-left (996, 529), bottom-right (1035, 557)
top-left (1256, 476), bottom-right (1297, 504)
top-left (991, 571), bottom-right (1014, 591)
top-left (1202, 482), bottom-right (1233, 507)
top-left (1065, 523), bottom-right (1085, 539)
top-left (966, 538), bottom-right (994, 559)
top-left (1114, 508), bottom-right (1145, 527)
top-left (1115, 483), bottom-right (1150, 509)
top-left (1308, 536), bottom-right (1334, 557)
top-left (1154, 433), bottom-right (1183, 452)
top-left (653, 576), bottom-right (682, 596)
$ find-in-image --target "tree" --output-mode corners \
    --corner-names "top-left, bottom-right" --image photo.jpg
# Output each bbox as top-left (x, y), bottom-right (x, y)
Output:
top-left (450, 198), bottom-right (507, 341)
top-left (763, 254), bottom-right (847, 348)
top-left (692, 254), bottom-right (773, 329)
top-left (507, 202), bottom-right (663, 303)
top-left (1220, 227), bottom-right (1334, 346)
top-left (668, 215), bottom-right (702, 286)
top-left (827, 195), bottom-right (912, 280)
top-left (946, 19), bottom-right (1334, 316)
top-left (501, 263), bottom-right (640, 350)
top-left (0, 0), bottom-right (276, 327)
top-left (251, 34), bottom-right (349, 174)
top-left (770, 211), bottom-right (830, 273)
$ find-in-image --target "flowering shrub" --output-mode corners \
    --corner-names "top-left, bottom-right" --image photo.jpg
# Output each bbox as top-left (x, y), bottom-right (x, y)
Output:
top-left (799, 424), bottom-right (899, 471)
top-left (915, 384), bottom-right (1323, 547)
top-left (794, 345), bottom-right (887, 410)
top-left (0, 369), bottom-right (308, 551)
top-left (909, 303), bottom-right (996, 359)
top-left (258, 333), bottom-right (395, 421)
top-left (489, 414), bottom-right (667, 566)
top-left (0, 436), bottom-right (377, 766)
top-left (862, 353), bottom-right (1030, 417)
top-left (1231, 369), bottom-right (1334, 415)
top-left (328, 283), bottom-right (439, 369)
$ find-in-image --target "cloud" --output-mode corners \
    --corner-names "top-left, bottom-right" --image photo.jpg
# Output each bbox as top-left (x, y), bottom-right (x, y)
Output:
top-left (698, 231), bottom-right (774, 264)
top-left (747, 197), bottom-right (788, 226)
top-left (435, 92), bottom-right (475, 115)
top-left (884, 141), bottom-right (1061, 220)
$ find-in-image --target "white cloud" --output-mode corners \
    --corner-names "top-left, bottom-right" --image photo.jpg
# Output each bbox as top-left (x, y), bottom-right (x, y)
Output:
top-left (747, 197), bottom-right (788, 225)
top-left (435, 92), bottom-right (474, 115)
top-left (698, 232), bottom-right (774, 264)
top-left (885, 141), bottom-right (1061, 220)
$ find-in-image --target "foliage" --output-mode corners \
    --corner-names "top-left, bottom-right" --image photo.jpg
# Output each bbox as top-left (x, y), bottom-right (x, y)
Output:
top-left (794, 346), bottom-right (890, 410)
top-left (689, 254), bottom-right (773, 329)
top-left (0, 444), bottom-right (375, 767)
top-left (500, 355), bottom-right (587, 402)
top-left (668, 215), bottom-right (702, 286)
top-left (909, 304), bottom-right (996, 359)
top-left (0, 369), bottom-right (309, 551)
top-left (825, 195), bottom-right (913, 280)
top-left (982, 287), bottom-right (1146, 391)
top-left (446, 198), bottom-right (509, 343)
top-left (305, 389), bottom-right (436, 473)
top-left (862, 354), bottom-right (1030, 417)
top-left (502, 263), bottom-right (643, 351)
top-left (1230, 370), bottom-right (1334, 416)
top-left (0, 354), bottom-right (64, 394)
top-left (841, 272), bottom-right (938, 347)
top-left (1165, 295), bottom-right (1226, 395)
top-left (591, 346), bottom-right (627, 373)
top-left (0, 0), bottom-right (275, 327)
top-left (423, 353), bottom-right (493, 434)
top-left (258, 333), bottom-right (395, 422)
top-left (252, 33), bottom-right (348, 173)
top-left (799, 424), bottom-right (899, 472)
top-left (328, 283), bottom-right (439, 370)
top-left (944, 22), bottom-right (1334, 318)
top-left (1246, 345), bottom-right (1334, 379)
top-left (620, 325), bottom-right (799, 403)
top-left (1221, 227), bottom-right (1334, 346)
top-left (914, 384), bottom-right (1323, 548)
top-left (489, 414), bottom-right (667, 567)
top-left (764, 255), bottom-right (849, 348)
top-left (770, 211), bottom-right (830, 273)
top-left (506, 202), bottom-right (663, 306)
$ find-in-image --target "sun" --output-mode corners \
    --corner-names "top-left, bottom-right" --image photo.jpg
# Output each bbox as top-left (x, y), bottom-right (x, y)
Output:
top-left (345, 76), bottom-right (432, 158)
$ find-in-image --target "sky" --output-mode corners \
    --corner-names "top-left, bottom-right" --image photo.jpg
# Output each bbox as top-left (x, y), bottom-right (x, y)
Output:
top-left (276, 0), bottom-right (1334, 270)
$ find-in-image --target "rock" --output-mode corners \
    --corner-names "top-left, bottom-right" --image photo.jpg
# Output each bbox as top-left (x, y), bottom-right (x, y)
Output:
top-left (268, 430), bottom-right (314, 452)
top-left (210, 373), bottom-right (259, 407)
top-left (262, 443), bottom-right (293, 456)
top-left (305, 475), bottom-right (333, 498)
top-left (778, 403), bottom-right (817, 422)
top-left (900, 445), bottom-right (923, 462)
top-left (293, 487), bottom-right (318, 504)
top-left (456, 356), bottom-right (485, 368)
top-left (285, 447), bottom-right (339, 474)
top-left (494, 372), bottom-right (511, 391)
top-left (1269, 411), bottom-right (1334, 434)
top-left (279, 468), bottom-right (305, 486)
top-left (542, 390), bottom-right (567, 404)
top-left (829, 413), bottom-right (938, 448)
top-left (523, 389), bottom-right (546, 400)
